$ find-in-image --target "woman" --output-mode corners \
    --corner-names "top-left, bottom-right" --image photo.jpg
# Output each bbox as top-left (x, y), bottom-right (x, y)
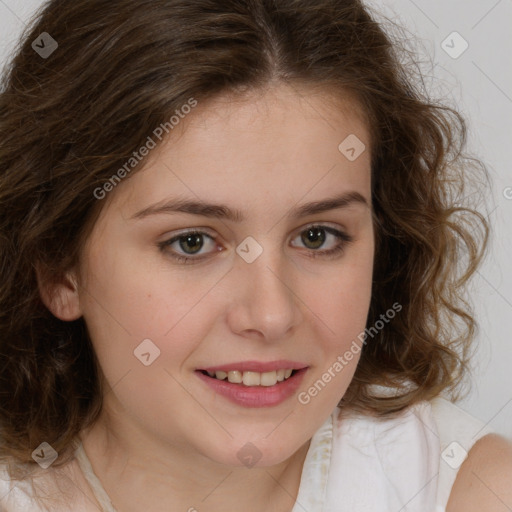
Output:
top-left (0, 0), bottom-right (510, 510)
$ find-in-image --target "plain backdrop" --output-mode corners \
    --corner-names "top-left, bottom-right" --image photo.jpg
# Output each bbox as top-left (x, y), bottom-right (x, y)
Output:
top-left (0, 0), bottom-right (510, 437)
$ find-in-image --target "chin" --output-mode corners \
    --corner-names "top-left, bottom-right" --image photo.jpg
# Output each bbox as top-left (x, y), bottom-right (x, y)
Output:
top-left (204, 434), bottom-right (302, 470)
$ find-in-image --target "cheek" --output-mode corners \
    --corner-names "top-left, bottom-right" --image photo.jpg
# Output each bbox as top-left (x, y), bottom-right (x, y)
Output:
top-left (316, 247), bottom-right (374, 340)
top-left (301, 244), bottom-right (373, 398)
top-left (78, 242), bottom-right (228, 377)
top-left (81, 234), bottom-right (194, 331)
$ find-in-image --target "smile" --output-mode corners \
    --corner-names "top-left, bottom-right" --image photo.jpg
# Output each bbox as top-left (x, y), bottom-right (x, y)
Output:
top-left (195, 365), bottom-right (308, 408)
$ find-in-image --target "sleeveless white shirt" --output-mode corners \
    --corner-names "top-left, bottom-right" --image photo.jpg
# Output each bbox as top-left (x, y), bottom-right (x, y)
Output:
top-left (0, 397), bottom-right (494, 511)
top-left (292, 396), bottom-right (493, 512)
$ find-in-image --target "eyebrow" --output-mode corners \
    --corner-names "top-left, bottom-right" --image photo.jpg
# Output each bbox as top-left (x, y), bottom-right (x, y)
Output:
top-left (130, 191), bottom-right (368, 222)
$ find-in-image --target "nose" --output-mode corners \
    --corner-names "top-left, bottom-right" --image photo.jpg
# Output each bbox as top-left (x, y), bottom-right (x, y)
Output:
top-left (225, 244), bottom-right (303, 343)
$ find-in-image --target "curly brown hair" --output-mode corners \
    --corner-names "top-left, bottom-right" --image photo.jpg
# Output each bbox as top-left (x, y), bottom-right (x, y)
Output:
top-left (0, 0), bottom-right (489, 471)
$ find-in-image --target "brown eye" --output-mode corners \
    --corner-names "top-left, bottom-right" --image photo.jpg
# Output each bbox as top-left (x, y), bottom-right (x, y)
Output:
top-left (291, 225), bottom-right (354, 259)
top-left (178, 233), bottom-right (204, 254)
top-left (158, 230), bottom-right (219, 263)
top-left (301, 227), bottom-right (326, 249)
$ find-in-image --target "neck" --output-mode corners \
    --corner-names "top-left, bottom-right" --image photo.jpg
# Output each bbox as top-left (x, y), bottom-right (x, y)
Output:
top-left (79, 410), bottom-right (310, 512)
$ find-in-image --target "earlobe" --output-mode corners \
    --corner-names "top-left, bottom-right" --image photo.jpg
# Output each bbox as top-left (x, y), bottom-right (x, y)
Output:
top-left (36, 266), bottom-right (82, 321)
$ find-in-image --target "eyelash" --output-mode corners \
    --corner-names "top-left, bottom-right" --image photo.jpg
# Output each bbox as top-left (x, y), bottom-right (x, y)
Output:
top-left (157, 225), bottom-right (353, 264)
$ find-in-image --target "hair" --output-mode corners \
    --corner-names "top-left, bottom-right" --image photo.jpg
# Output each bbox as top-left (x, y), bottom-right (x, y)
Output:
top-left (0, 0), bottom-right (489, 473)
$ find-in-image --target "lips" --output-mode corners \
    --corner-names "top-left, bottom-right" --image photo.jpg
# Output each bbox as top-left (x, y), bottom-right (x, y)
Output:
top-left (195, 360), bottom-right (309, 408)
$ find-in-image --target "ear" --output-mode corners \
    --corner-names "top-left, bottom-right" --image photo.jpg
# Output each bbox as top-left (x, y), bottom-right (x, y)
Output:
top-left (36, 265), bottom-right (82, 321)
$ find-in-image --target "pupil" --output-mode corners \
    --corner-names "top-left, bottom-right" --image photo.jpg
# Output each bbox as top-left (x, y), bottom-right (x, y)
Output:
top-left (302, 228), bottom-right (325, 249)
top-left (179, 234), bottom-right (203, 254)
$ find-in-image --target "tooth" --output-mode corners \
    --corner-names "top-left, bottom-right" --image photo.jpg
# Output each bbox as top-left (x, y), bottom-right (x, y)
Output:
top-left (227, 370), bottom-right (242, 383)
top-left (276, 369), bottom-right (285, 382)
top-left (242, 371), bottom-right (261, 386)
top-left (215, 371), bottom-right (227, 380)
top-left (207, 371), bottom-right (215, 377)
top-left (284, 369), bottom-right (293, 379)
top-left (260, 371), bottom-right (278, 386)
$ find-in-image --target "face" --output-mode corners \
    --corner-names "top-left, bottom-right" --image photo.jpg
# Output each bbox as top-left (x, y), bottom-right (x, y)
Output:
top-left (75, 83), bottom-right (374, 468)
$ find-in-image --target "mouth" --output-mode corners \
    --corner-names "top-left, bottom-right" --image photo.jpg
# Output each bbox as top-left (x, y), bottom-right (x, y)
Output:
top-left (195, 364), bottom-right (308, 408)
top-left (197, 368), bottom-right (300, 387)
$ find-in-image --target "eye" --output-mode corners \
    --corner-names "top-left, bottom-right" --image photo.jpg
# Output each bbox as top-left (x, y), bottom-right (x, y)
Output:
top-left (290, 225), bottom-right (353, 259)
top-left (158, 230), bottom-right (220, 263)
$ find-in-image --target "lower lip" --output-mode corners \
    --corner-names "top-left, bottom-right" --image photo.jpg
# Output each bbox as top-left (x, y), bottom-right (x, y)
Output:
top-left (195, 368), bottom-right (308, 408)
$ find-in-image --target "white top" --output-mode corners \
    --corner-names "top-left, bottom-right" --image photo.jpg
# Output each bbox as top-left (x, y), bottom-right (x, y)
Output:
top-left (0, 396), bottom-right (493, 511)
top-left (292, 396), bottom-right (493, 512)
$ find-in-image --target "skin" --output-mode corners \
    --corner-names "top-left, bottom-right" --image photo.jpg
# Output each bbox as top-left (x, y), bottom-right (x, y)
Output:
top-left (45, 83), bottom-right (375, 511)
top-left (447, 434), bottom-right (512, 511)
top-left (41, 82), bottom-right (512, 511)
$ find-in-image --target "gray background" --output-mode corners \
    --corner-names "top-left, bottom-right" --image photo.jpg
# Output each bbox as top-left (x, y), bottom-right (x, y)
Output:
top-left (0, 0), bottom-right (510, 437)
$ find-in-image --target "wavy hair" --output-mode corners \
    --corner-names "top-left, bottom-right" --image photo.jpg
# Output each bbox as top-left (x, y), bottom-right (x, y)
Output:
top-left (0, 0), bottom-right (489, 470)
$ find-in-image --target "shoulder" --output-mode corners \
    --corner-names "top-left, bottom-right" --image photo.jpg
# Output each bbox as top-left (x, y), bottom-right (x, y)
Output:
top-left (0, 453), bottom-right (101, 511)
top-left (447, 433), bottom-right (512, 511)
top-left (326, 400), bottom-right (442, 510)
top-left (0, 457), bottom-right (38, 511)
top-left (327, 396), bottom-right (509, 511)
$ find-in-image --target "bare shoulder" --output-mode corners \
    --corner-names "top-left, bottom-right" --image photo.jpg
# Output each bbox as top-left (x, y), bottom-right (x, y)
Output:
top-left (447, 433), bottom-right (512, 512)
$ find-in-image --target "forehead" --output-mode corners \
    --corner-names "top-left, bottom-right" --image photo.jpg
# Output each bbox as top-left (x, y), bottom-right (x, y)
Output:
top-left (107, 83), bottom-right (372, 220)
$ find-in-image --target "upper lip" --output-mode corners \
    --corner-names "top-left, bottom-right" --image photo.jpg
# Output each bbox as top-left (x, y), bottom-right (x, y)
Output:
top-left (198, 360), bottom-right (309, 373)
